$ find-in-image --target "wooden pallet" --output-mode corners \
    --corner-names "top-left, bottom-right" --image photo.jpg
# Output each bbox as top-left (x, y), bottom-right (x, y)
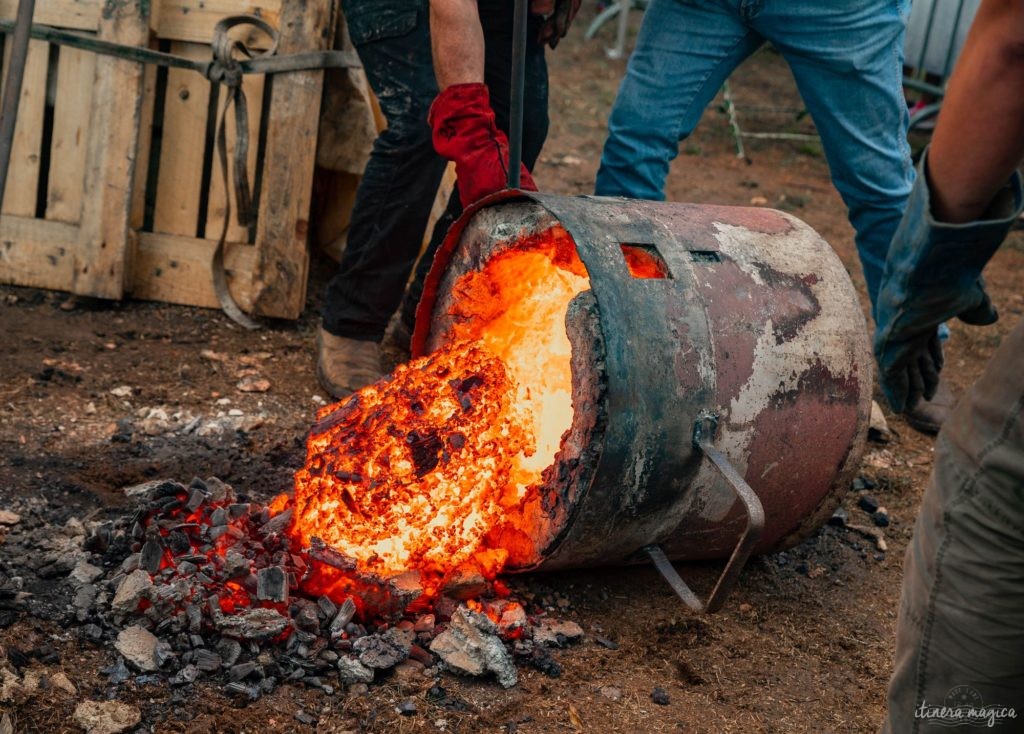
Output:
top-left (0, 0), bottom-right (335, 319)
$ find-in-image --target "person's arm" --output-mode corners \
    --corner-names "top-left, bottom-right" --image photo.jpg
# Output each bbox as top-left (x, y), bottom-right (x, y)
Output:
top-left (926, 0), bottom-right (1024, 223)
top-left (426, 0), bottom-right (538, 205)
top-left (429, 0), bottom-right (484, 90)
top-left (873, 0), bottom-right (1024, 412)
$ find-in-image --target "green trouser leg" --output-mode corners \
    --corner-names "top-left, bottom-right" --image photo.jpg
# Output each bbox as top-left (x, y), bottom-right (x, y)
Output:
top-left (884, 315), bottom-right (1024, 732)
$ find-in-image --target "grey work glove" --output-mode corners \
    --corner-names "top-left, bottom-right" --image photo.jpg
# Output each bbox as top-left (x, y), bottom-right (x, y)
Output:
top-left (873, 148), bottom-right (1023, 413)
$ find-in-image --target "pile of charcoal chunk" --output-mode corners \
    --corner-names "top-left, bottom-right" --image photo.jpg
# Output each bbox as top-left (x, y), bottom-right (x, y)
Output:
top-left (64, 476), bottom-right (584, 701)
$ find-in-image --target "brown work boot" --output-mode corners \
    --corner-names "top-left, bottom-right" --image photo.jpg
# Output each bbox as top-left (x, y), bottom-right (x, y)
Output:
top-left (903, 377), bottom-right (957, 435)
top-left (316, 327), bottom-right (383, 399)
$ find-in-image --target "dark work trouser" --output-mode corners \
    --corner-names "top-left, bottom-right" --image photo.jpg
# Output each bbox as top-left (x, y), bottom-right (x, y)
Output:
top-left (322, 0), bottom-right (549, 342)
top-left (884, 315), bottom-right (1024, 732)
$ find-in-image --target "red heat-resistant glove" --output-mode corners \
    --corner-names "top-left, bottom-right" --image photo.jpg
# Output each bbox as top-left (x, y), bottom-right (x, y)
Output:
top-left (428, 83), bottom-right (537, 208)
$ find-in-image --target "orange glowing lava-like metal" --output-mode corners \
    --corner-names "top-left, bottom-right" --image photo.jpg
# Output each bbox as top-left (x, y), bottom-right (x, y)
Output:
top-left (290, 232), bottom-right (590, 606)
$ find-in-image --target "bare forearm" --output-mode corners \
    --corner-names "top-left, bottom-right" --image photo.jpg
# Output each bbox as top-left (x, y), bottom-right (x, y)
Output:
top-left (430, 0), bottom-right (485, 89)
top-left (928, 0), bottom-right (1024, 222)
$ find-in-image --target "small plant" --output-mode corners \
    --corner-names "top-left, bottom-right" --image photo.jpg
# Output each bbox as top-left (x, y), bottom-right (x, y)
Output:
top-left (797, 141), bottom-right (823, 158)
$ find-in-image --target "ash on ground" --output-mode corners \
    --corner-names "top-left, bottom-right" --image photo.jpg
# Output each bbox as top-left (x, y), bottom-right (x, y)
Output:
top-left (0, 476), bottom-right (585, 718)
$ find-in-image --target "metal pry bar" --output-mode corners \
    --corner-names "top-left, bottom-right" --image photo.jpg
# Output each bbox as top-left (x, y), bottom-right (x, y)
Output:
top-left (507, 0), bottom-right (528, 189)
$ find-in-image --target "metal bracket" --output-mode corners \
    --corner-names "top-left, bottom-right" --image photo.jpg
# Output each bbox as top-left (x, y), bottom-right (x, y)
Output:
top-left (644, 415), bottom-right (765, 614)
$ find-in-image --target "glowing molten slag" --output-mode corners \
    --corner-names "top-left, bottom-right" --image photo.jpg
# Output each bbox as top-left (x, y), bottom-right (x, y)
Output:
top-left (290, 228), bottom-right (590, 604)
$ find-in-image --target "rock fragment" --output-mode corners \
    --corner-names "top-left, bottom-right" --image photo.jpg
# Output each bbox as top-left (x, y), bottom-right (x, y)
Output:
top-left (115, 625), bottom-right (159, 672)
top-left (600, 685), bottom-right (623, 701)
top-left (73, 701), bottom-right (141, 734)
top-left (73, 584), bottom-right (98, 621)
top-left (868, 401), bottom-right (892, 443)
top-left (216, 608), bottom-right (290, 640)
top-left (337, 655), bottom-right (374, 684)
top-left (353, 628), bottom-right (411, 669)
top-left (828, 506), bottom-right (848, 527)
top-left (112, 569), bottom-right (152, 613)
top-left (857, 495), bottom-right (880, 514)
top-left (442, 569), bottom-right (488, 600)
top-left (533, 619), bottom-right (584, 647)
top-left (70, 561), bottom-right (104, 585)
top-left (48, 671), bottom-right (77, 696)
top-left (100, 658), bottom-right (130, 685)
top-left (430, 607), bottom-right (517, 688)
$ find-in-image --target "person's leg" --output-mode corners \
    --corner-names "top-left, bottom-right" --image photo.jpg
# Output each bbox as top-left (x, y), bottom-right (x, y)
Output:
top-left (926, 0), bottom-right (1024, 224)
top-left (758, 0), bottom-right (914, 309)
top-left (595, 0), bottom-right (763, 200)
top-left (321, 0), bottom-right (449, 344)
top-left (884, 317), bottom-right (1024, 733)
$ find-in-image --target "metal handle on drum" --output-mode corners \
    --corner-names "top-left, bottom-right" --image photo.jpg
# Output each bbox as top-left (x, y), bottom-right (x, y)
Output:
top-left (644, 415), bottom-right (765, 614)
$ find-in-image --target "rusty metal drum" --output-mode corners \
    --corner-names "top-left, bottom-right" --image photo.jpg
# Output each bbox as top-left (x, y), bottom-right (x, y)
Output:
top-left (412, 192), bottom-right (871, 587)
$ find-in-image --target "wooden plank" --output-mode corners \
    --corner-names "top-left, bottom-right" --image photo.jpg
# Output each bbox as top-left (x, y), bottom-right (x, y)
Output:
top-left (0, 0), bottom-right (101, 32)
top-left (129, 59), bottom-right (158, 229)
top-left (0, 214), bottom-right (78, 292)
top-left (0, 0), bottom-right (279, 39)
top-left (151, 42), bottom-right (211, 237)
top-left (252, 0), bottom-right (334, 319)
top-left (45, 46), bottom-right (96, 224)
top-left (72, 0), bottom-right (150, 299)
top-left (204, 71), bottom-right (265, 243)
top-left (1, 40), bottom-right (49, 217)
top-left (155, 1), bottom-right (280, 46)
top-left (130, 231), bottom-right (256, 311)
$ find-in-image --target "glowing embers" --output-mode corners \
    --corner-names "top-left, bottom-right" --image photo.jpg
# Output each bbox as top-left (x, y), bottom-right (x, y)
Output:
top-left (292, 342), bottom-right (531, 592)
top-left (289, 229), bottom-right (591, 610)
top-left (620, 243), bottom-right (671, 279)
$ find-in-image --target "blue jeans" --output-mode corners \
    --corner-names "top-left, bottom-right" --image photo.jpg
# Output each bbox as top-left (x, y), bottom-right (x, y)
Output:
top-left (595, 0), bottom-right (915, 310)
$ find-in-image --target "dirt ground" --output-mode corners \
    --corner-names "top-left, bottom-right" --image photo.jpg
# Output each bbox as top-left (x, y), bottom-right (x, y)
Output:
top-left (2, 15), bottom-right (1024, 734)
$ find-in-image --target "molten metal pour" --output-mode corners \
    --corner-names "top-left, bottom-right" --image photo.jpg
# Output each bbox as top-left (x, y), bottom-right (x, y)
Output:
top-left (291, 227), bottom-right (591, 612)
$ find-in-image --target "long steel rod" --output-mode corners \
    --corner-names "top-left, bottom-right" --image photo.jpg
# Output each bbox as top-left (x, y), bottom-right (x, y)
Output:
top-left (507, 0), bottom-right (528, 189)
top-left (0, 0), bottom-right (36, 205)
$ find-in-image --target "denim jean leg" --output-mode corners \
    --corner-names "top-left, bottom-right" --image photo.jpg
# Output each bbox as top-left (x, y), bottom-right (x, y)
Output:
top-left (322, 0), bottom-right (449, 341)
top-left (757, 0), bottom-right (914, 312)
top-left (595, 0), bottom-right (762, 200)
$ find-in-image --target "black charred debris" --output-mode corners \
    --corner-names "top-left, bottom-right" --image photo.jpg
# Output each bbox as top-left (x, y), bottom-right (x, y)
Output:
top-left (1, 477), bottom-right (588, 706)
